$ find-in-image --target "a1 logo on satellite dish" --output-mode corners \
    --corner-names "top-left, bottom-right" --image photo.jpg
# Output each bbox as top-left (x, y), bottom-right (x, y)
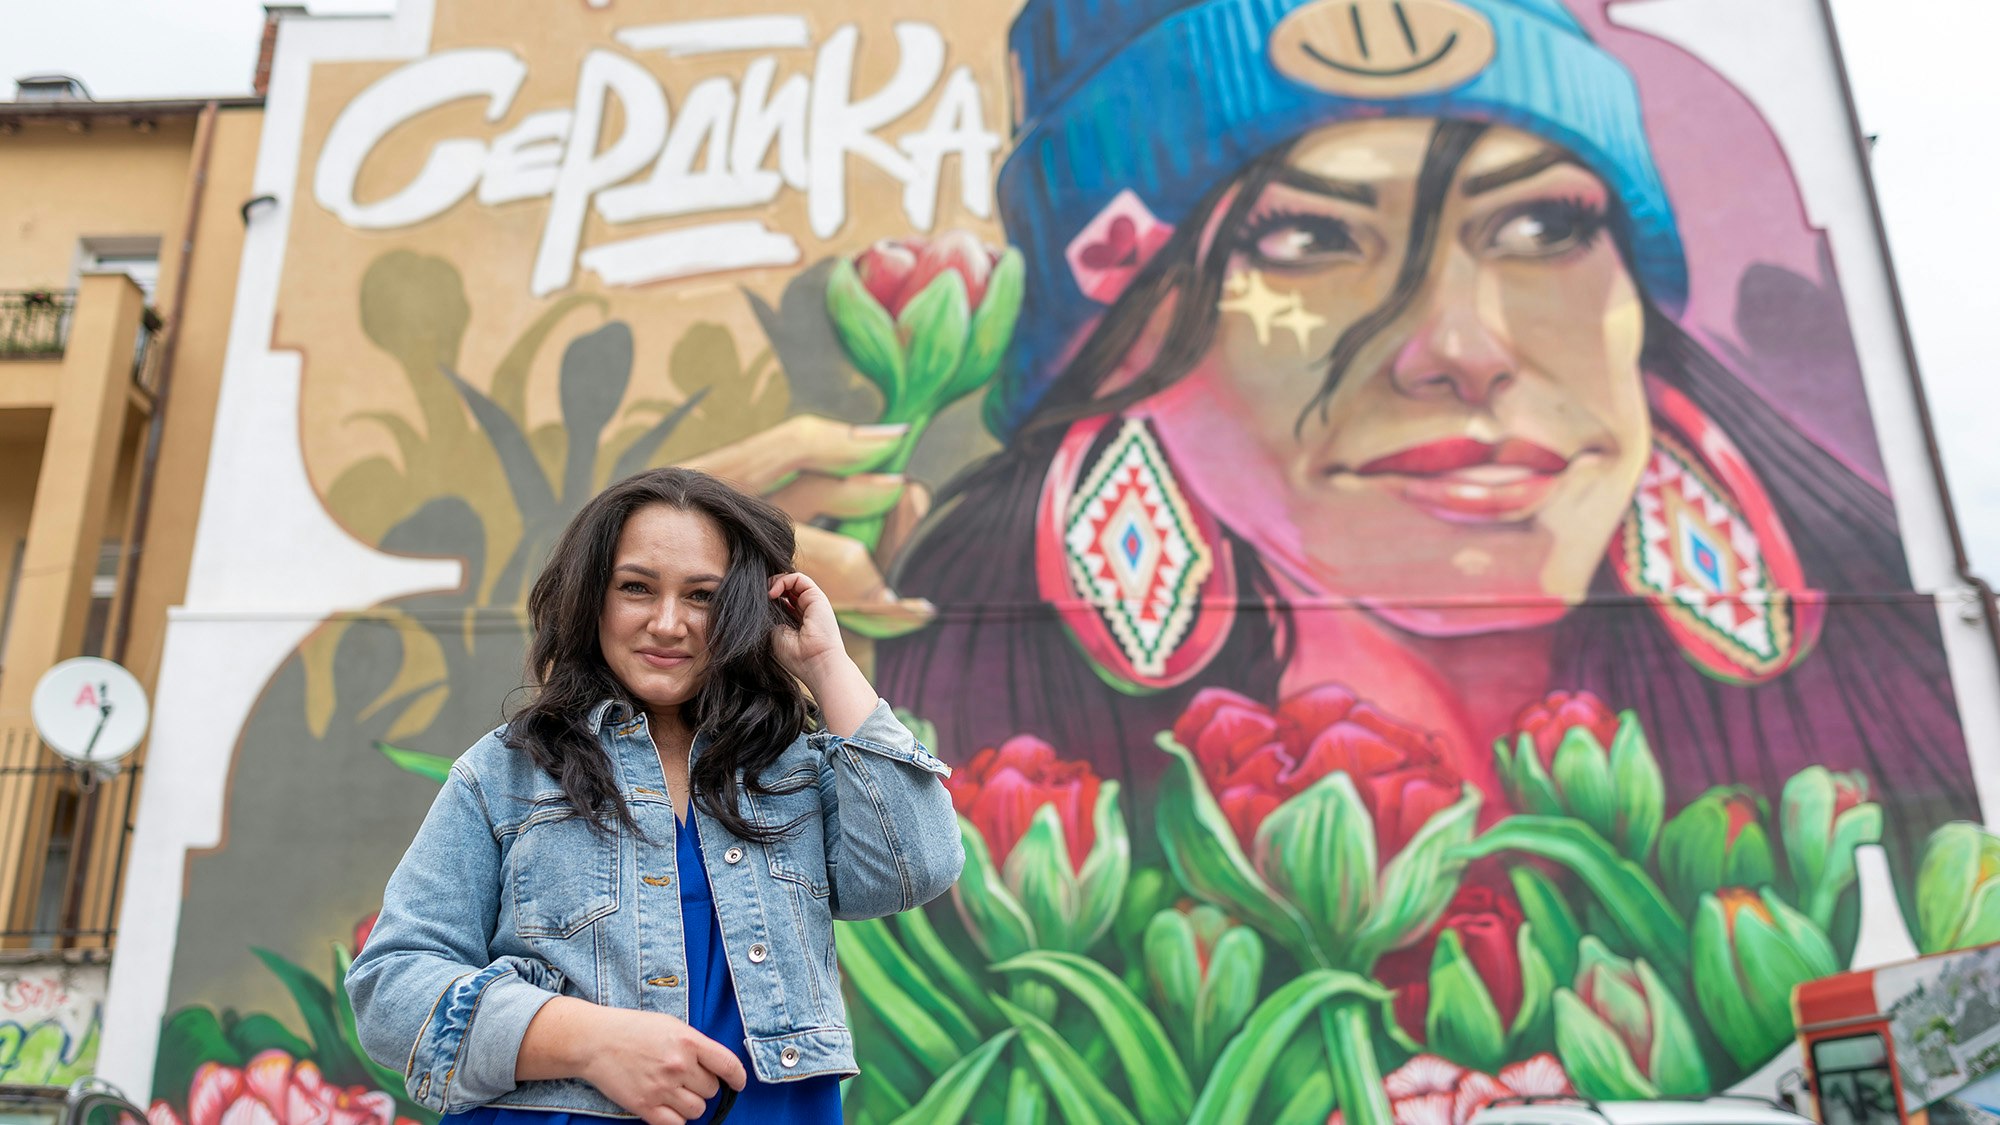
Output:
top-left (1269, 0), bottom-right (1497, 98)
top-left (31, 656), bottom-right (151, 776)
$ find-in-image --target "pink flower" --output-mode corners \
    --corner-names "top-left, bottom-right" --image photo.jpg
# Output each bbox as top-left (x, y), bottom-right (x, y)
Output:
top-left (853, 231), bottom-right (999, 320)
top-left (146, 1050), bottom-right (407, 1125)
top-left (1329, 1054), bottom-right (1574, 1125)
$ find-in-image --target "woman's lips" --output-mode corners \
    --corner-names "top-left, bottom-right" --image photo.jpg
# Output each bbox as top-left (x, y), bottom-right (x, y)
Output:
top-left (638, 650), bottom-right (691, 668)
top-left (1349, 437), bottom-right (1574, 524)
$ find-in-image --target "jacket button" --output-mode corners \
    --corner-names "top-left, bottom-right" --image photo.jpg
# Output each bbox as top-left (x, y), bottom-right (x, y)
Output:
top-left (748, 943), bottom-right (768, 963)
top-left (780, 1047), bottom-right (799, 1068)
top-left (724, 847), bottom-right (744, 864)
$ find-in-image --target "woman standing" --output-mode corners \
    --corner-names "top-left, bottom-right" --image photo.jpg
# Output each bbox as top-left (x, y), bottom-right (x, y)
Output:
top-left (347, 468), bottom-right (963, 1125)
top-left (880, 0), bottom-right (1975, 877)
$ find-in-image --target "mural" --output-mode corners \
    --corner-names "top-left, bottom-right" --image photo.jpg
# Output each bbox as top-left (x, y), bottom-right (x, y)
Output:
top-left (139, 0), bottom-right (2000, 1123)
top-left (1, 958), bottom-right (104, 1086)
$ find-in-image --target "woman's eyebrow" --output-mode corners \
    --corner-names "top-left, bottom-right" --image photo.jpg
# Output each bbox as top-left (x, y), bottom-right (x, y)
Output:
top-left (1273, 166), bottom-right (1378, 207)
top-left (613, 563), bottom-right (659, 579)
top-left (1461, 148), bottom-right (1580, 196)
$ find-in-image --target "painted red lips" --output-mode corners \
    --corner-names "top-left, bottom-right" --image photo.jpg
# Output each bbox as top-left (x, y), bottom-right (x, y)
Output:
top-left (1352, 437), bottom-right (1575, 523)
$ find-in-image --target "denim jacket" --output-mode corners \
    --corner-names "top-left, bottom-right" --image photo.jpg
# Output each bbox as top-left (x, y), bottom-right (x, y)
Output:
top-left (344, 699), bottom-right (962, 1117)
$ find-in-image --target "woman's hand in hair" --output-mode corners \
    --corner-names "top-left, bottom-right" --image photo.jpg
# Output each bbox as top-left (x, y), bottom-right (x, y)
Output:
top-left (685, 415), bottom-right (936, 641)
top-left (770, 570), bottom-right (882, 737)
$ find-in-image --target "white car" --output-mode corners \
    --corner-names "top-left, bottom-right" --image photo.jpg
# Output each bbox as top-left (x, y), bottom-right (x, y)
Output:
top-left (1468, 1094), bottom-right (1821, 1125)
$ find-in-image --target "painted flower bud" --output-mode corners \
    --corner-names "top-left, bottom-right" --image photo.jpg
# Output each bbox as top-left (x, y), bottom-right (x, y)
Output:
top-left (1658, 786), bottom-right (1778, 917)
top-left (1555, 937), bottom-right (1708, 1098)
top-left (1914, 821), bottom-right (2000, 954)
top-left (1781, 767), bottom-right (1882, 931)
top-left (1692, 888), bottom-right (1840, 1069)
top-left (1496, 691), bottom-right (1663, 862)
top-left (1143, 903), bottom-right (1265, 1073)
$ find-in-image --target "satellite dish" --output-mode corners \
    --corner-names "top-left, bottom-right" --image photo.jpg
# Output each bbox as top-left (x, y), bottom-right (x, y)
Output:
top-left (31, 657), bottom-right (150, 775)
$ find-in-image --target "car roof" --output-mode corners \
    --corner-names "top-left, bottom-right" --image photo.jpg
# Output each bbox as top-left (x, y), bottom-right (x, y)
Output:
top-left (1472, 1098), bottom-right (1817, 1125)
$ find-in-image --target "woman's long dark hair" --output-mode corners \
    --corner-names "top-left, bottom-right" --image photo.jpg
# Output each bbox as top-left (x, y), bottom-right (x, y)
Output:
top-left (509, 467), bottom-right (810, 842)
top-left (880, 120), bottom-right (1977, 888)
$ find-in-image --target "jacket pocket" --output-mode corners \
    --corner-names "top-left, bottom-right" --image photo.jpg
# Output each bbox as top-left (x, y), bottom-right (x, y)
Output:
top-left (509, 803), bottom-right (619, 939)
top-left (753, 765), bottom-right (829, 898)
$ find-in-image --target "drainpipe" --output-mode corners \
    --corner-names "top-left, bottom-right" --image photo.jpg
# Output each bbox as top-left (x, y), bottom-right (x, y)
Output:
top-left (1818, 0), bottom-right (2000, 680)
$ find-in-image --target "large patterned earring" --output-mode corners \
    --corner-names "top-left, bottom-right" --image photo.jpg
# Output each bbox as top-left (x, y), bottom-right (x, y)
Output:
top-left (1035, 415), bottom-right (1235, 692)
top-left (1609, 377), bottom-right (1825, 685)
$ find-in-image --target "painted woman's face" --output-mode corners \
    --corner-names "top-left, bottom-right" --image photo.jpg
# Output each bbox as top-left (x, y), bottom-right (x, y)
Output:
top-left (1143, 118), bottom-right (1651, 635)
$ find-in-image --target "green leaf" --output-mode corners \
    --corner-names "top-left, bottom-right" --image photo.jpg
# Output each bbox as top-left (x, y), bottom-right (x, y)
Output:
top-left (155, 1007), bottom-right (243, 1107)
top-left (1455, 817), bottom-right (1687, 977)
top-left (1425, 929), bottom-right (1507, 1074)
top-left (1188, 972), bottom-right (1391, 1125)
top-left (897, 270), bottom-right (972, 412)
top-left (888, 1031), bottom-right (1016, 1125)
top-left (994, 996), bottom-right (1142, 1125)
top-left (1005, 1060), bottom-right (1048, 1125)
top-left (956, 815), bottom-right (1038, 962)
top-left (1916, 823), bottom-right (1985, 953)
top-left (1154, 735), bottom-right (1317, 961)
top-left (1638, 958), bottom-right (1710, 1095)
top-left (1356, 784), bottom-right (1482, 965)
top-left (993, 950), bottom-right (1193, 1124)
top-left (253, 947), bottom-right (368, 1087)
top-left (1805, 804), bottom-right (1884, 932)
top-left (1496, 734), bottom-right (1565, 817)
top-left (945, 248), bottom-right (1024, 401)
top-left (1726, 823), bottom-right (1780, 898)
top-left (1197, 927), bottom-right (1266, 1073)
top-left (1270, 1071), bottom-right (1337, 1125)
top-left (1509, 921), bottom-right (1557, 1055)
top-left (1659, 796), bottom-right (1727, 917)
top-left (1144, 910), bottom-right (1201, 1054)
top-left (1511, 865), bottom-right (1583, 985)
top-left (1073, 782), bottom-right (1132, 953)
top-left (844, 918), bottom-right (983, 1052)
top-left (224, 1013), bottom-right (312, 1062)
top-left (895, 906), bottom-right (1005, 1029)
top-left (1608, 712), bottom-right (1664, 862)
top-left (1780, 768), bottom-right (1838, 895)
top-left (1554, 989), bottom-right (1658, 1099)
top-left (1254, 772), bottom-right (1376, 947)
top-left (836, 920), bottom-right (970, 1074)
top-left (1116, 868), bottom-right (1175, 953)
top-left (1552, 729), bottom-right (1617, 844)
top-left (375, 742), bottom-right (454, 785)
top-left (1730, 896), bottom-right (1833, 1063)
top-left (1004, 806), bottom-right (1083, 951)
top-left (826, 257), bottom-right (908, 406)
top-left (861, 1069), bottom-right (916, 1123)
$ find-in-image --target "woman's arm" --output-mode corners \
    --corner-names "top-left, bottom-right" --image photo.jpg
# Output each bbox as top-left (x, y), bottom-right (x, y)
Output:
top-left (771, 571), bottom-right (966, 919)
top-left (344, 763), bottom-right (565, 1113)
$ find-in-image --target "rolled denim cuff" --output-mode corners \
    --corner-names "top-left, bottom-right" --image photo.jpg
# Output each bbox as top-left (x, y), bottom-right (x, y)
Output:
top-left (842, 700), bottom-right (951, 777)
top-left (443, 970), bottom-right (557, 1110)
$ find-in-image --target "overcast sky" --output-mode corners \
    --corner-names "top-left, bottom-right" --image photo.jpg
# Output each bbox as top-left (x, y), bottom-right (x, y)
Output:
top-left (6, 0), bottom-right (1998, 581)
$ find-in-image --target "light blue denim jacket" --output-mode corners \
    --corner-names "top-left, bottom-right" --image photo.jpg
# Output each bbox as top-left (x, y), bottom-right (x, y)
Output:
top-left (344, 698), bottom-right (962, 1117)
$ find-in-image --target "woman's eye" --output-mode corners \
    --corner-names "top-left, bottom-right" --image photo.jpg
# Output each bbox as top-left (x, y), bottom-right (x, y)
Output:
top-left (1484, 199), bottom-right (1607, 259)
top-left (1245, 212), bottom-right (1362, 269)
top-left (619, 581), bottom-right (650, 595)
top-left (687, 588), bottom-right (715, 604)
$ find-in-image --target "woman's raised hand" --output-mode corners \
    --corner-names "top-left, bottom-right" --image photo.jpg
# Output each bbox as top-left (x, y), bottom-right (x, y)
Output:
top-left (684, 415), bottom-right (935, 640)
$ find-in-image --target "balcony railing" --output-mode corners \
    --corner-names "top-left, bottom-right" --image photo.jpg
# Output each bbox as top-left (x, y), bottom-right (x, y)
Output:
top-left (0, 289), bottom-right (76, 358)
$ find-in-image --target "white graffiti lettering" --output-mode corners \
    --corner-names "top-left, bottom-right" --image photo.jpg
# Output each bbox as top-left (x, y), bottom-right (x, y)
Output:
top-left (310, 19), bottom-right (1000, 295)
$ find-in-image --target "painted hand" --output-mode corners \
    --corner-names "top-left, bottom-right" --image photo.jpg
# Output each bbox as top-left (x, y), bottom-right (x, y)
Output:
top-left (683, 414), bottom-right (935, 641)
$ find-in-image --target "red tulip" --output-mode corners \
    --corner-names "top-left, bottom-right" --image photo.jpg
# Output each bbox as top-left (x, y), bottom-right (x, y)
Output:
top-left (352, 912), bottom-right (378, 955)
top-left (851, 231), bottom-right (999, 320)
top-left (1376, 875), bottom-right (1529, 1043)
top-left (1513, 690), bottom-right (1620, 773)
top-left (946, 736), bottom-right (1099, 872)
top-left (1173, 686), bottom-right (1460, 856)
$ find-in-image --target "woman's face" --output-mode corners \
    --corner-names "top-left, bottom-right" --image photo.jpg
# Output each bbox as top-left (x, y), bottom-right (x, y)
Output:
top-left (1144, 118), bottom-right (1651, 635)
top-left (598, 503), bottom-right (731, 717)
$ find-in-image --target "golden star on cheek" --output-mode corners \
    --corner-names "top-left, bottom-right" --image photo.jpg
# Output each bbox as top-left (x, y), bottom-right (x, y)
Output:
top-left (1221, 270), bottom-right (1325, 351)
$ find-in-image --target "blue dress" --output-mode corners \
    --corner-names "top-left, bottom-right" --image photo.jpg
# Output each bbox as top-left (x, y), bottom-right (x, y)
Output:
top-left (442, 814), bottom-right (841, 1125)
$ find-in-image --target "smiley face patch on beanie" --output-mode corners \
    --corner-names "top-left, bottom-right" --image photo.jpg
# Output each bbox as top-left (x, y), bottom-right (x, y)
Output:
top-left (1269, 0), bottom-right (1497, 97)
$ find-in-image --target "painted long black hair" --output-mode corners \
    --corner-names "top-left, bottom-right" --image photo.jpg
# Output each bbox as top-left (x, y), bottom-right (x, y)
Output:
top-left (508, 467), bottom-right (810, 842)
top-left (879, 120), bottom-right (1976, 886)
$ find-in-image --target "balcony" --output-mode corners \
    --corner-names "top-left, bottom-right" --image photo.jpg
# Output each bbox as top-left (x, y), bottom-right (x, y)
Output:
top-left (0, 281), bottom-right (159, 409)
top-left (0, 290), bottom-right (75, 359)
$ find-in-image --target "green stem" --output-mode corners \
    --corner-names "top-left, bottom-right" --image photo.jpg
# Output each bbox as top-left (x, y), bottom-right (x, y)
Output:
top-left (835, 415), bottom-right (931, 553)
top-left (1322, 1000), bottom-right (1391, 1125)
